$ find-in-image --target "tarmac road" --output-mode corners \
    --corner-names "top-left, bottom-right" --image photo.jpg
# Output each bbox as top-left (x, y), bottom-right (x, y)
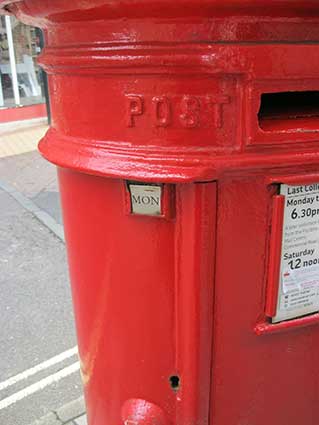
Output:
top-left (0, 147), bottom-right (83, 425)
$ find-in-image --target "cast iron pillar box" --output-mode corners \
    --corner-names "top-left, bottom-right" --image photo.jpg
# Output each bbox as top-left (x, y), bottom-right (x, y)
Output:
top-left (2, 1), bottom-right (319, 424)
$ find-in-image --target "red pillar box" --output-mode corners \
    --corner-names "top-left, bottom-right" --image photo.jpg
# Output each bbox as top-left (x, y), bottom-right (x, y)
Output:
top-left (2, 2), bottom-right (319, 424)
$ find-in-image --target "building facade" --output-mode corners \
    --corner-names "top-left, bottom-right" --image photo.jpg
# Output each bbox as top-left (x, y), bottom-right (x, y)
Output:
top-left (0, 15), bottom-right (47, 124)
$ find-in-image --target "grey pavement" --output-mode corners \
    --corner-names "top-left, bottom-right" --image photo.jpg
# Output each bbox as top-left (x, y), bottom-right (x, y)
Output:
top-left (0, 148), bottom-right (87, 424)
top-left (0, 149), bottom-right (62, 225)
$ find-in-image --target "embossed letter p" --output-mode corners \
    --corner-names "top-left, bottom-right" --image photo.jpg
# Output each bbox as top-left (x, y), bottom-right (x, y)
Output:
top-left (126, 95), bottom-right (144, 127)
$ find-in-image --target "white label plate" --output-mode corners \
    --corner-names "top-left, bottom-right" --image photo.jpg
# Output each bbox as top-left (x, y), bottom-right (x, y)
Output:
top-left (273, 182), bottom-right (319, 323)
top-left (129, 184), bottom-right (162, 216)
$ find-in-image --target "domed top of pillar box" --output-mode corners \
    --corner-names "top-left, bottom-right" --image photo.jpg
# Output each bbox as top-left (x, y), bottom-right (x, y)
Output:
top-left (1, 1), bottom-right (319, 43)
top-left (2, 0), bottom-right (319, 182)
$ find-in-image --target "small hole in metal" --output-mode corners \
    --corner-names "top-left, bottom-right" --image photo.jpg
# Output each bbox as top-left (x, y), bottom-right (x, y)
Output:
top-left (169, 375), bottom-right (180, 391)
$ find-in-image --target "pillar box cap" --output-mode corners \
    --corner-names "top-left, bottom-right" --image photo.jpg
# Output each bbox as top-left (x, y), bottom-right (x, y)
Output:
top-left (2, 0), bottom-right (319, 183)
top-left (1, 1), bottom-right (319, 23)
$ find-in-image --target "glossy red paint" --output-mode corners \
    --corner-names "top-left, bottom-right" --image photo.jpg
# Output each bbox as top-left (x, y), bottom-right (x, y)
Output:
top-left (1, 1), bottom-right (319, 424)
top-left (265, 195), bottom-right (285, 318)
top-left (58, 171), bottom-right (216, 425)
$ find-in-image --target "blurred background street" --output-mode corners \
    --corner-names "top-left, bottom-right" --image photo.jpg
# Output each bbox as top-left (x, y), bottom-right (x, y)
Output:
top-left (0, 125), bottom-right (86, 425)
top-left (0, 11), bottom-right (87, 425)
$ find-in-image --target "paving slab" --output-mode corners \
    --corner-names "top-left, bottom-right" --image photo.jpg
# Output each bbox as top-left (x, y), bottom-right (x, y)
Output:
top-left (73, 415), bottom-right (87, 425)
top-left (56, 397), bottom-right (86, 423)
top-left (0, 125), bottom-right (48, 158)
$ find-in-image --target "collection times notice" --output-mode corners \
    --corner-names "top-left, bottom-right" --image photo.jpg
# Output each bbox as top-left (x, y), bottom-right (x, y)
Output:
top-left (273, 183), bottom-right (319, 323)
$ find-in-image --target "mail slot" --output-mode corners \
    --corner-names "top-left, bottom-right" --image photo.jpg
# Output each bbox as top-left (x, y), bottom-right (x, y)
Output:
top-left (258, 91), bottom-right (319, 131)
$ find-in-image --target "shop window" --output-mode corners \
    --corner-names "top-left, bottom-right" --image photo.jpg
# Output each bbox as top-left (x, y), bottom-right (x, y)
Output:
top-left (0, 15), bottom-right (45, 108)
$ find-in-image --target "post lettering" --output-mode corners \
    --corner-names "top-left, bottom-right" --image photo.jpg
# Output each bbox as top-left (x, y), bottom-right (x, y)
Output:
top-left (126, 95), bottom-right (144, 127)
top-left (206, 95), bottom-right (230, 128)
top-left (152, 96), bottom-right (172, 127)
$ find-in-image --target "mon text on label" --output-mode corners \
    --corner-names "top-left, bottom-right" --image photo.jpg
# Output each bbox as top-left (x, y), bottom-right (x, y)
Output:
top-left (129, 184), bottom-right (162, 216)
